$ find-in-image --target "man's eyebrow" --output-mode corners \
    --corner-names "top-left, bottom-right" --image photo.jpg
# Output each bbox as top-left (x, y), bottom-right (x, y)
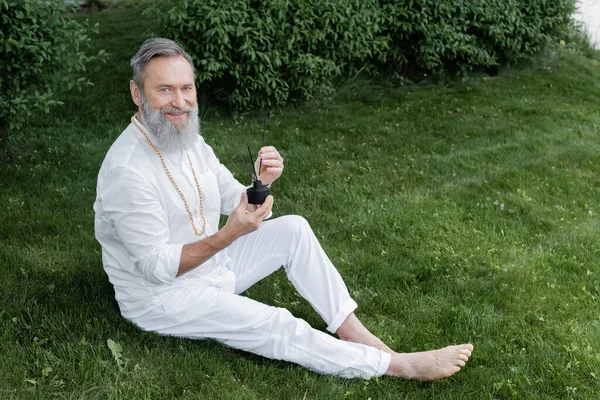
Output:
top-left (156, 83), bottom-right (195, 87)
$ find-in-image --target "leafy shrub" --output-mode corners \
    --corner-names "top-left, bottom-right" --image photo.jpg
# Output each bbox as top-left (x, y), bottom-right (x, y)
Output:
top-left (147, 0), bottom-right (387, 110)
top-left (380, 0), bottom-right (576, 78)
top-left (148, 0), bottom-right (576, 110)
top-left (0, 0), bottom-right (107, 158)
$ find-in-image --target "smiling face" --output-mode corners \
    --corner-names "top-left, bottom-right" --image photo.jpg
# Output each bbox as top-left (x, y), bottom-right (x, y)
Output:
top-left (130, 55), bottom-right (197, 129)
top-left (130, 55), bottom-right (199, 151)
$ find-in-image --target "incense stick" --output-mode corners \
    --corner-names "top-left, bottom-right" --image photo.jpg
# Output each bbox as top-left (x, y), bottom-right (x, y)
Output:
top-left (247, 145), bottom-right (257, 180)
top-left (259, 115), bottom-right (268, 177)
top-left (232, 143), bottom-right (255, 180)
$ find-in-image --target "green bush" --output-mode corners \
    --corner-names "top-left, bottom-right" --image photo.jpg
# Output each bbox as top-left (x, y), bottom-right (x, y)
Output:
top-left (147, 0), bottom-right (387, 110)
top-left (381, 0), bottom-right (576, 77)
top-left (0, 0), bottom-right (107, 158)
top-left (148, 0), bottom-right (576, 110)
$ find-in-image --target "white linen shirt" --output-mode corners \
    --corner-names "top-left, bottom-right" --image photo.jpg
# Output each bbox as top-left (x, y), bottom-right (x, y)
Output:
top-left (94, 117), bottom-right (246, 319)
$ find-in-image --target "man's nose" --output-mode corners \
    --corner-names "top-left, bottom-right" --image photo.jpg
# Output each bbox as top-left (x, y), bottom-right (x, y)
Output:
top-left (172, 90), bottom-right (186, 109)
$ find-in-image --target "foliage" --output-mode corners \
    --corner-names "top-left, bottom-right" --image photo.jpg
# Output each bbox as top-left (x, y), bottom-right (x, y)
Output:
top-left (380, 0), bottom-right (577, 78)
top-left (147, 0), bottom-right (576, 109)
top-left (2, 8), bottom-right (600, 399)
top-left (146, 0), bottom-right (387, 110)
top-left (0, 0), bottom-right (107, 158)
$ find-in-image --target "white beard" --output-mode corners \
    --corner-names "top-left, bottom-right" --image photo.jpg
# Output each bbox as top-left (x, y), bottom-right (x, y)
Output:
top-left (141, 97), bottom-right (200, 152)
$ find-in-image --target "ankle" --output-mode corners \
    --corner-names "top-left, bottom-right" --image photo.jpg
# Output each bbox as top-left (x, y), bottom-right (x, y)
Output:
top-left (387, 353), bottom-right (413, 378)
top-left (335, 313), bottom-right (360, 339)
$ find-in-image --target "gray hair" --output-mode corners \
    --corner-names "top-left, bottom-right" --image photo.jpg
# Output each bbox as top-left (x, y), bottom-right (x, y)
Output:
top-left (130, 38), bottom-right (195, 92)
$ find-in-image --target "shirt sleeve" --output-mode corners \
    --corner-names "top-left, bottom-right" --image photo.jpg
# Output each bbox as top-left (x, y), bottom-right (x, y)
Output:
top-left (98, 166), bottom-right (182, 284)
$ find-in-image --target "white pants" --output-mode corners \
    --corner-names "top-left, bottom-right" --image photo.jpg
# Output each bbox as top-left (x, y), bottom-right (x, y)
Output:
top-left (132, 215), bottom-right (391, 379)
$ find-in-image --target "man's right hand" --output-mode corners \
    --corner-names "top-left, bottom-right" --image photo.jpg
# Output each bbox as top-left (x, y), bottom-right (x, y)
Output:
top-left (178, 192), bottom-right (272, 277)
top-left (222, 192), bottom-right (273, 239)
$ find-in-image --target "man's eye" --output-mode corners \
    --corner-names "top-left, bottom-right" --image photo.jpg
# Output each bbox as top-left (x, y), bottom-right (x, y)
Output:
top-left (159, 88), bottom-right (169, 93)
top-left (183, 86), bottom-right (193, 91)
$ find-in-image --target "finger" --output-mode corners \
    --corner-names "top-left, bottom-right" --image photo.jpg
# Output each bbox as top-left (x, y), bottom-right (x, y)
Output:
top-left (259, 153), bottom-right (282, 164)
top-left (258, 159), bottom-right (283, 168)
top-left (264, 155), bottom-right (282, 164)
top-left (259, 152), bottom-right (282, 161)
top-left (237, 191), bottom-right (248, 209)
top-left (259, 146), bottom-right (278, 155)
top-left (255, 196), bottom-right (273, 219)
top-left (265, 167), bottom-right (283, 175)
top-left (259, 147), bottom-right (279, 155)
top-left (260, 195), bottom-right (273, 211)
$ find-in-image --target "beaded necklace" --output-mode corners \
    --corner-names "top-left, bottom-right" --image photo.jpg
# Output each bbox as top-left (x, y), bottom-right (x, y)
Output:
top-left (131, 116), bottom-right (207, 236)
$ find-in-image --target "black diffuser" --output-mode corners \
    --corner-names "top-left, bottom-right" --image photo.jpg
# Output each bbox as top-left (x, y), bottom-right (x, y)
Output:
top-left (247, 179), bottom-right (270, 205)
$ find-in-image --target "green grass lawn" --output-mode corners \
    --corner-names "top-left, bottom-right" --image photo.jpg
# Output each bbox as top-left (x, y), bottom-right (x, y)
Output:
top-left (1, 8), bottom-right (600, 399)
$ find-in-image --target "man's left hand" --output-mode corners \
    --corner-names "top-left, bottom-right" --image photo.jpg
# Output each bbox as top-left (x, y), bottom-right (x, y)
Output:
top-left (255, 146), bottom-right (284, 185)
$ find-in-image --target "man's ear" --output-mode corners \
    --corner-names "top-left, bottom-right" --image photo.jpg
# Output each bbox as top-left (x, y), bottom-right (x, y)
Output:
top-left (130, 80), bottom-right (142, 107)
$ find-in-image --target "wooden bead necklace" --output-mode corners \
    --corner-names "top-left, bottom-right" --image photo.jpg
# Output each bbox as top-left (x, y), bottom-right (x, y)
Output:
top-left (131, 116), bottom-right (207, 236)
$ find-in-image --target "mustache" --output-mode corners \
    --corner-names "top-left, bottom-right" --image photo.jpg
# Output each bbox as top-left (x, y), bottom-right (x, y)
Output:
top-left (161, 105), bottom-right (193, 115)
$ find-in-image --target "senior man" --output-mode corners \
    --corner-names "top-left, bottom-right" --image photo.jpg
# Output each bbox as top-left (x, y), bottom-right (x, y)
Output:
top-left (94, 38), bottom-right (473, 380)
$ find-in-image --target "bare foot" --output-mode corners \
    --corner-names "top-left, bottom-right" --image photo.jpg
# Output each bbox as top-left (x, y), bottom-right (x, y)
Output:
top-left (336, 313), bottom-right (393, 353)
top-left (387, 344), bottom-right (474, 381)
